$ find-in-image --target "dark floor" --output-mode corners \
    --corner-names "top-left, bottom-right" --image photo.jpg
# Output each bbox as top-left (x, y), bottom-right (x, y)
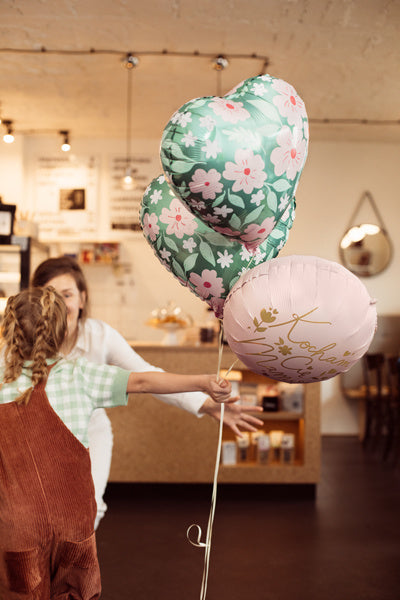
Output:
top-left (96, 436), bottom-right (400, 600)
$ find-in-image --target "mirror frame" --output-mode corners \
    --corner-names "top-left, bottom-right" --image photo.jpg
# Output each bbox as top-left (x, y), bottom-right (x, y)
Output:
top-left (339, 224), bottom-right (392, 277)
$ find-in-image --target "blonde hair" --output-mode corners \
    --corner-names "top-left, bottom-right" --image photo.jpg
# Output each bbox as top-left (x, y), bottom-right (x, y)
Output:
top-left (0, 287), bottom-right (67, 404)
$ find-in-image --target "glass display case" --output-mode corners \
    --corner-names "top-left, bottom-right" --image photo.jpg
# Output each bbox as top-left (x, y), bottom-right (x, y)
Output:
top-left (0, 236), bottom-right (50, 314)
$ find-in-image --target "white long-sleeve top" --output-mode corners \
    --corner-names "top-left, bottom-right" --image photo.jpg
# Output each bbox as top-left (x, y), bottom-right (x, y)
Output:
top-left (65, 318), bottom-right (207, 416)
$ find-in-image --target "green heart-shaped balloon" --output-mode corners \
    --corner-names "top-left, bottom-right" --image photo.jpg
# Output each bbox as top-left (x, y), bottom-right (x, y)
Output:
top-left (160, 73), bottom-right (308, 251)
top-left (140, 175), bottom-right (295, 318)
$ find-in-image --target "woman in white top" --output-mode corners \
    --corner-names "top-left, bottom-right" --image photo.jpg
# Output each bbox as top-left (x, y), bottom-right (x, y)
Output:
top-left (32, 257), bottom-right (263, 529)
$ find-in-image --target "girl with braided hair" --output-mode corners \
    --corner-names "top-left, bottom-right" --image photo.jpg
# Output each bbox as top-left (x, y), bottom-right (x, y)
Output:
top-left (0, 286), bottom-right (234, 600)
top-left (31, 256), bottom-right (263, 529)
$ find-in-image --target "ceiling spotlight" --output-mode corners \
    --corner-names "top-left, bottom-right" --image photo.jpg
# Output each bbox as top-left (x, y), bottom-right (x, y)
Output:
top-left (3, 120), bottom-right (14, 144)
top-left (59, 130), bottom-right (71, 152)
top-left (212, 55), bottom-right (229, 71)
top-left (122, 53), bottom-right (139, 70)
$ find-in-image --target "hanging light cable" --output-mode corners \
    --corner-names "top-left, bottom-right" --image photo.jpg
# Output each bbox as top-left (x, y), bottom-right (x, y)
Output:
top-left (59, 129), bottom-right (71, 151)
top-left (212, 55), bottom-right (229, 96)
top-left (121, 53), bottom-right (139, 190)
top-left (2, 119), bottom-right (14, 143)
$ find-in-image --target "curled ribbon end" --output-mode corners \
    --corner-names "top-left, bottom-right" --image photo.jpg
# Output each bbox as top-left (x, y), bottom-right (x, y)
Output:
top-left (186, 524), bottom-right (208, 548)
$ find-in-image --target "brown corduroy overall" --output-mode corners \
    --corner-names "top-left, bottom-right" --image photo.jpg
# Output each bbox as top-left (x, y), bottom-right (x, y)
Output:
top-left (0, 372), bottom-right (101, 600)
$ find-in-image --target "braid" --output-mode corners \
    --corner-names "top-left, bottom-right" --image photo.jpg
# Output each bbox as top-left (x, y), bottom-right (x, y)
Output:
top-left (1, 296), bottom-right (25, 384)
top-left (31, 287), bottom-right (58, 389)
top-left (0, 286), bottom-right (68, 404)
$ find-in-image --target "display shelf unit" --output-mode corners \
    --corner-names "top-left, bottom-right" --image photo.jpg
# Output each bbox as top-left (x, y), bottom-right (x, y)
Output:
top-left (107, 343), bottom-right (321, 486)
top-left (0, 236), bottom-right (50, 298)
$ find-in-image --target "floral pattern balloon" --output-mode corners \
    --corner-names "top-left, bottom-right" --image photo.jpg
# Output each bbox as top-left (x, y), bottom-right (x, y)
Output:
top-left (140, 175), bottom-right (296, 318)
top-left (160, 73), bottom-right (308, 251)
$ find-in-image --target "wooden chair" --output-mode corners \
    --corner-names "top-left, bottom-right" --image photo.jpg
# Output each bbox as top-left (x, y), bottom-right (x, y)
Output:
top-left (361, 353), bottom-right (390, 455)
top-left (385, 355), bottom-right (400, 464)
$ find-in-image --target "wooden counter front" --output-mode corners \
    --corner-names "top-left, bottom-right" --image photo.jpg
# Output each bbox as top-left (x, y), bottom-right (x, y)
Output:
top-left (107, 344), bottom-right (321, 484)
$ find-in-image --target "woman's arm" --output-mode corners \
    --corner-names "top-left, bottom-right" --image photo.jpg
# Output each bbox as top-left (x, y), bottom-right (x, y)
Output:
top-left (198, 398), bottom-right (264, 437)
top-left (127, 371), bottom-right (234, 403)
top-left (83, 320), bottom-right (208, 415)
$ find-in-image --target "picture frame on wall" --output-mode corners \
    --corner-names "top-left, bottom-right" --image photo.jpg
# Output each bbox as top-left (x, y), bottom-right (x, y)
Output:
top-left (0, 202), bottom-right (16, 244)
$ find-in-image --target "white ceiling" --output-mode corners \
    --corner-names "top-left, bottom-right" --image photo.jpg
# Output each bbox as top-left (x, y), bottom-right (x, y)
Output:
top-left (1, 0), bottom-right (399, 145)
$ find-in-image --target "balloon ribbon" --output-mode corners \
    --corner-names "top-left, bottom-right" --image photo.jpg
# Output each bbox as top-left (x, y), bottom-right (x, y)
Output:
top-left (187, 325), bottom-right (237, 600)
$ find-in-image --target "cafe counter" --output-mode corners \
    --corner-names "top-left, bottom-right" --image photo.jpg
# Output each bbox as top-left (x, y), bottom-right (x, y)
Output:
top-left (106, 343), bottom-right (321, 486)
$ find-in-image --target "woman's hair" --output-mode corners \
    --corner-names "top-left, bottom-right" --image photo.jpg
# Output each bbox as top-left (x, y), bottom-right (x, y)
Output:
top-left (31, 256), bottom-right (89, 321)
top-left (0, 287), bottom-right (67, 404)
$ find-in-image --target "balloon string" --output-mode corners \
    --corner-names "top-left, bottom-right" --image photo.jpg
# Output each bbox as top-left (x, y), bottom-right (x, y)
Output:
top-left (217, 320), bottom-right (238, 379)
top-left (186, 324), bottom-right (228, 600)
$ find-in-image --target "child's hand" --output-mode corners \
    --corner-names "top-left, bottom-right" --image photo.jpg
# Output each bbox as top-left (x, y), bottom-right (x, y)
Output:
top-left (205, 376), bottom-right (235, 403)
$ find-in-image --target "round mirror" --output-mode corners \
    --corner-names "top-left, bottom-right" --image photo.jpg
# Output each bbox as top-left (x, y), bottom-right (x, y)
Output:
top-left (339, 224), bottom-right (392, 277)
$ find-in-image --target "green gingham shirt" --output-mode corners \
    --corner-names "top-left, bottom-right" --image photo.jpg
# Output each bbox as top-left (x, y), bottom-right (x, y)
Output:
top-left (0, 357), bottom-right (131, 447)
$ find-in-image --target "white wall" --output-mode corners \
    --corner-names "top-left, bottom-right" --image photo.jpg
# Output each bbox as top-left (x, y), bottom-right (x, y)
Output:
top-left (1, 136), bottom-right (399, 434)
top-left (279, 141), bottom-right (400, 433)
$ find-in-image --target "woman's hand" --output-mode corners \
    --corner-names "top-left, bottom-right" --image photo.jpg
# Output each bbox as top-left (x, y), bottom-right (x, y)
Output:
top-left (199, 397), bottom-right (264, 437)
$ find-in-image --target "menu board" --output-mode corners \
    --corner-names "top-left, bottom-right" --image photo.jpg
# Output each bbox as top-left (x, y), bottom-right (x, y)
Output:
top-left (108, 155), bottom-right (159, 232)
top-left (32, 154), bottom-right (99, 239)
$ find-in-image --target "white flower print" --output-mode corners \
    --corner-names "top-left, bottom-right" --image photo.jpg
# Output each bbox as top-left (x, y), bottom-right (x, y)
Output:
top-left (182, 131), bottom-right (197, 147)
top-left (239, 246), bottom-right (253, 261)
top-left (159, 198), bottom-right (198, 239)
top-left (250, 190), bottom-right (265, 207)
top-left (270, 126), bottom-right (307, 181)
top-left (209, 97), bottom-right (250, 124)
top-left (271, 79), bottom-right (307, 128)
top-left (150, 189), bottom-right (162, 204)
top-left (183, 237), bottom-right (197, 253)
top-left (160, 248), bottom-right (171, 261)
top-left (170, 111), bottom-right (180, 124)
top-left (157, 174), bottom-right (166, 184)
top-left (178, 112), bottom-right (192, 127)
top-left (201, 139), bottom-right (222, 159)
top-left (214, 205), bottom-right (234, 219)
top-left (278, 193), bottom-right (290, 211)
top-left (199, 115), bottom-right (216, 131)
top-left (190, 199), bottom-right (207, 211)
top-left (189, 168), bottom-right (223, 200)
top-left (216, 250), bottom-right (234, 268)
top-left (277, 239), bottom-right (286, 251)
top-left (223, 148), bottom-right (267, 194)
top-left (142, 213), bottom-right (159, 241)
top-left (254, 250), bottom-right (267, 265)
top-left (252, 82), bottom-right (267, 96)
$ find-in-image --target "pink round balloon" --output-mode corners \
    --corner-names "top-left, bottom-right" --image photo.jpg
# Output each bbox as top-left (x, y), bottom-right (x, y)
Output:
top-left (223, 255), bottom-right (377, 383)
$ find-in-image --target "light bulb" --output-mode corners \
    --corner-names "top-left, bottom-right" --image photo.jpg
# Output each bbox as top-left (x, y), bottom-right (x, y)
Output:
top-left (3, 133), bottom-right (14, 144)
top-left (3, 120), bottom-right (14, 143)
top-left (59, 130), bottom-right (70, 152)
top-left (121, 166), bottom-right (137, 190)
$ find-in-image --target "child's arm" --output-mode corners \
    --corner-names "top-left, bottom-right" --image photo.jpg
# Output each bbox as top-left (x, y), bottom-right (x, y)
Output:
top-left (127, 372), bottom-right (233, 403)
